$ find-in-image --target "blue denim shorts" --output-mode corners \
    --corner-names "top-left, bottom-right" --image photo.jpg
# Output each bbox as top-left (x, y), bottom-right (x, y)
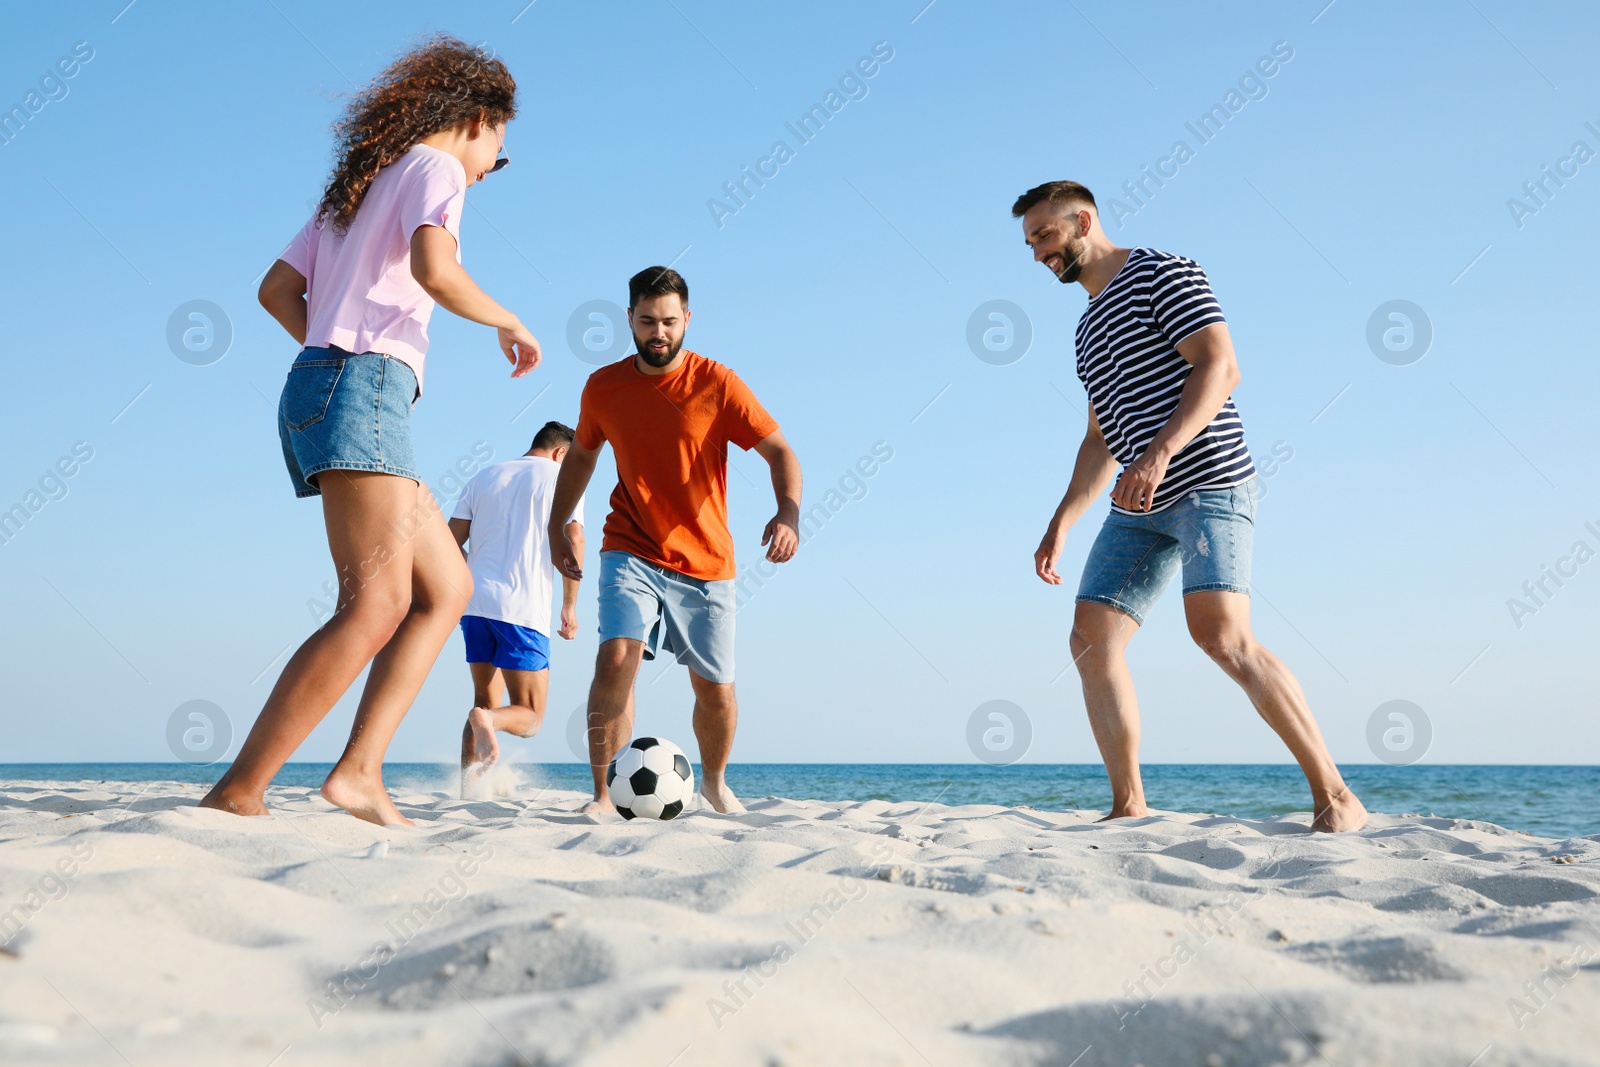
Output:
top-left (278, 347), bottom-right (420, 498)
top-left (1076, 477), bottom-right (1258, 625)
top-left (597, 551), bottom-right (736, 684)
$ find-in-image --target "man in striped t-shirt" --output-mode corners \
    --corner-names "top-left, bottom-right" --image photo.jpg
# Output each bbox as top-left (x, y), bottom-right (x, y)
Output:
top-left (1015, 180), bottom-right (1366, 833)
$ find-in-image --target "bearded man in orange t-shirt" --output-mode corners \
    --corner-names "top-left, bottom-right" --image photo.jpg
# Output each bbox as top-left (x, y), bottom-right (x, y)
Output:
top-left (547, 267), bottom-right (803, 815)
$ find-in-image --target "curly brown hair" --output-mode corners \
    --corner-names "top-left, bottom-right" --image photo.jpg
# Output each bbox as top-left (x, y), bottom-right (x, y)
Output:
top-left (319, 35), bottom-right (516, 235)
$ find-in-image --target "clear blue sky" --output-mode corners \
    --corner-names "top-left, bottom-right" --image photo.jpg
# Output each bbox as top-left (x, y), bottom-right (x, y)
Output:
top-left (2, 1), bottom-right (1595, 766)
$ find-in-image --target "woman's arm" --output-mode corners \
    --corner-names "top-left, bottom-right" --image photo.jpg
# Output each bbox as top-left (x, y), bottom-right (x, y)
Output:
top-left (410, 225), bottom-right (541, 376)
top-left (258, 260), bottom-right (308, 345)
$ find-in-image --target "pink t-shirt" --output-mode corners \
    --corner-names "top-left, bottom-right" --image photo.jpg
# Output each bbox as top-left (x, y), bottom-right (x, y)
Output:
top-left (279, 143), bottom-right (466, 395)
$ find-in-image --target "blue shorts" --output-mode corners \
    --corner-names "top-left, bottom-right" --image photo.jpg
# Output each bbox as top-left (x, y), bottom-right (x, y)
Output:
top-left (1076, 477), bottom-right (1257, 625)
top-left (278, 347), bottom-right (420, 499)
top-left (597, 551), bottom-right (736, 684)
top-left (461, 615), bottom-right (550, 672)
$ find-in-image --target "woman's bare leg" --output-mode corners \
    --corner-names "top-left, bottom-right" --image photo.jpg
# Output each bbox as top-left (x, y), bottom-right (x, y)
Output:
top-left (322, 483), bottom-right (473, 825)
top-left (200, 472), bottom-right (425, 816)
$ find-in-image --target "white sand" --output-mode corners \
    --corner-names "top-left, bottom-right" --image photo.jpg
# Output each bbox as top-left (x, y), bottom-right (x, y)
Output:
top-left (1, 776), bottom-right (1597, 1067)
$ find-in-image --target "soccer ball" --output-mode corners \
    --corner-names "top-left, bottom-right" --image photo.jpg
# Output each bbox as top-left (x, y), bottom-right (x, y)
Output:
top-left (607, 737), bottom-right (695, 820)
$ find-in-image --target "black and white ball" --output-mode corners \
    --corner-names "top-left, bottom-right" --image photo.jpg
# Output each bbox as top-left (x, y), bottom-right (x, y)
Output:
top-left (606, 737), bottom-right (694, 820)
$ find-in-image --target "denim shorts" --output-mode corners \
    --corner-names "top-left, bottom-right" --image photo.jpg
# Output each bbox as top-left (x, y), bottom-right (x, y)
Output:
top-left (597, 551), bottom-right (736, 684)
top-left (278, 347), bottom-right (420, 498)
top-left (1076, 477), bottom-right (1258, 625)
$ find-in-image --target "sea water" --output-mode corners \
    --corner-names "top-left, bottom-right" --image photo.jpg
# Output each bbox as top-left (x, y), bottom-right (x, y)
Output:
top-left (2, 763), bottom-right (1595, 840)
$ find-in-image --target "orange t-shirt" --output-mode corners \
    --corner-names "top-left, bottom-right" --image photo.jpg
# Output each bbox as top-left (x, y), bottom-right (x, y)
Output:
top-left (576, 351), bottom-right (779, 581)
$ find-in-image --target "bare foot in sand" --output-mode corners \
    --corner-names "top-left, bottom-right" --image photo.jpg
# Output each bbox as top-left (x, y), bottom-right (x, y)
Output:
top-left (320, 769), bottom-right (414, 827)
top-left (1097, 801), bottom-right (1148, 822)
top-left (579, 796), bottom-right (616, 816)
top-left (460, 707), bottom-right (500, 796)
top-left (197, 785), bottom-right (269, 817)
top-left (1313, 788), bottom-right (1368, 833)
top-left (699, 781), bottom-right (745, 814)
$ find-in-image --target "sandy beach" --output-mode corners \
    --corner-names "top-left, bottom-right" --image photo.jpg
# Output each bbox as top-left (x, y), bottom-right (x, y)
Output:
top-left (2, 776), bottom-right (1597, 1066)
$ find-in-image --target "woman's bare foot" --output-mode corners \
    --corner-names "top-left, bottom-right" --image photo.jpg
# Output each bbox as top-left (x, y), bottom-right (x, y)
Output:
top-left (460, 707), bottom-right (500, 796)
top-left (1097, 802), bottom-right (1149, 822)
top-left (320, 768), bottom-right (414, 827)
top-left (699, 781), bottom-right (745, 814)
top-left (1312, 787), bottom-right (1368, 833)
top-left (197, 785), bottom-right (270, 817)
top-left (578, 796), bottom-right (616, 816)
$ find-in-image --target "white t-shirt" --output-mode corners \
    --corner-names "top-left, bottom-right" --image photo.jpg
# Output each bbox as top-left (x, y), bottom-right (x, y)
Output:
top-left (452, 457), bottom-right (584, 635)
top-left (279, 143), bottom-right (467, 395)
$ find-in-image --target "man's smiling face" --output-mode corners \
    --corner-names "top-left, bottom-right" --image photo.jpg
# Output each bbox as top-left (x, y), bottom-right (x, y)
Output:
top-left (629, 292), bottom-right (690, 368)
top-left (1022, 201), bottom-right (1091, 284)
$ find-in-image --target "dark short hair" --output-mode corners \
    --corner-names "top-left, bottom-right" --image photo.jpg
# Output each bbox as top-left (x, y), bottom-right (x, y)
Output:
top-left (628, 266), bottom-right (689, 309)
top-left (530, 420), bottom-right (575, 452)
top-left (1011, 180), bottom-right (1097, 219)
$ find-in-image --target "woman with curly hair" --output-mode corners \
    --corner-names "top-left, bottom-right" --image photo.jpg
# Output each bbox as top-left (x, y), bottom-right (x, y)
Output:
top-left (202, 36), bottom-right (539, 825)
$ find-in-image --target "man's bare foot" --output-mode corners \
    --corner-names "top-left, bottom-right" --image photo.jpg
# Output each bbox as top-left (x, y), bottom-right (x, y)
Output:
top-left (1097, 802), bottom-right (1148, 822)
top-left (461, 707), bottom-right (500, 796)
top-left (320, 769), bottom-right (414, 827)
top-left (579, 796), bottom-right (615, 816)
top-left (197, 786), bottom-right (269, 817)
top-left (1312, 787), bottom-right (1368, 833)
top-left (699, 781), bottom-right (745, 814)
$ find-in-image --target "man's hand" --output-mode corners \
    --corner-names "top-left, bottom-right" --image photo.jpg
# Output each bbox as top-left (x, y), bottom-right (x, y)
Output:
top-left (752, 431), bottom-right (802, 564)
top-left (558, 603), bottom-right (578, 640)
top-left (549, 524), bottom-right (582, 580)
top-left (498, 320), bottom-right (542, 378)
top-left (1035, 520), bottom-right (1070, 585)
top-left (762, 509), bottom-right (799, 563)
top-left (1110, 448), bottom-right (1170, 512)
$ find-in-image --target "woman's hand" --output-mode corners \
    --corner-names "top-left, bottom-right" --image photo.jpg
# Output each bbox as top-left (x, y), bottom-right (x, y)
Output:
top-left (498, 320), bottom-right (542, 377)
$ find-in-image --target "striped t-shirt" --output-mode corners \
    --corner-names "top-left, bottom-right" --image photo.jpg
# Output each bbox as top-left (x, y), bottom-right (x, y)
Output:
top-left (1075, 247), bottom-right (1256, 514)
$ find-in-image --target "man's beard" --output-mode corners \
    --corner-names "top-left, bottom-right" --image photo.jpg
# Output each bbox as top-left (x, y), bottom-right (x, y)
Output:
top-left (1055, 243), bottom-right (1084, 284)
top-left (635, 335), bottom-right (682, 367)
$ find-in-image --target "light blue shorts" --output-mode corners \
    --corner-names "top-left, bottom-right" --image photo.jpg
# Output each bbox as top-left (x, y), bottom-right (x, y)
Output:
top-left (597, 551), bottom-right (736, 684)
top-left (1076, 478), bottom-right (1257, 625)
top-left (278, 347), bottom-right (420, 498)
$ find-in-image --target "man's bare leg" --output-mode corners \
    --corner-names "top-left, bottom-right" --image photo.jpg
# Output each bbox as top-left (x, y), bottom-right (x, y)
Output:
top-left (321, 485), bottom-right (473, 826)
top-left (461, 663), bottom-right (503, 793)
top-left (461, 706), bottom-right (499, 792)
top-left (200, 472), bottom-right (428, 819)
top-left (689, 670), bottom-right (743, 813)
top-left (493, 668), bottom-right (549, 738)
top-left (461, 665), bottom-right (550, 793)
top-left (480, 665), bottom-right (508, 710)
top-left (1070, 601), bottom-right (1146, 820)
top-left (580, 639), bottom-right (644, 814)
top-left (1183, 590), bottom-right (1368, 833)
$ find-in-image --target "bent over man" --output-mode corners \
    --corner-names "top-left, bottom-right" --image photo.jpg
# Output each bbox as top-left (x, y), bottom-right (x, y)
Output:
top-left (1016, 180), bottom-right (1366, 832)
